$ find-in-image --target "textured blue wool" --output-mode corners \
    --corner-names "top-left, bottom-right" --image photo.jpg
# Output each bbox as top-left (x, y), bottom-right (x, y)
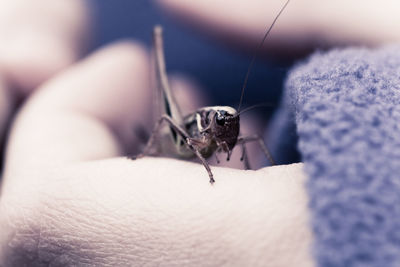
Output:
top-left (272, 46), bottom-right (400, 266)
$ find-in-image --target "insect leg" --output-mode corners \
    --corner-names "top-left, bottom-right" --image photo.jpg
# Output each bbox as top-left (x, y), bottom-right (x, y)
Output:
top-left (238, 135), bottom-right (275, 165)
top-left (134, 114), bottom-right (215, 184)
top-left (154, 26), bottom-right (184, 125)
top-left (186, 138), bottom-right (215, 184)
top-left (214, 153), bottom-right (221, 164)
top-left (216, 141), bottom-right (232, 161)
top-left (133, 114), bottom-right (189, 158)
top-left (240, 142), bottom-right (251, 170)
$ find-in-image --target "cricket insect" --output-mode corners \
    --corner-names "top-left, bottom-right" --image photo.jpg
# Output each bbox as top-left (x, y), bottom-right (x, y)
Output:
top-left (133, 0), bottom-right (290, 184)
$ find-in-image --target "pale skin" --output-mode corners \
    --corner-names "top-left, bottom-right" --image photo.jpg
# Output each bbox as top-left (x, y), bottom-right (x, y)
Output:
top-left (0, 0), bottom-right (398, 265)
top-left (0, 40), bottom-right (313, 267)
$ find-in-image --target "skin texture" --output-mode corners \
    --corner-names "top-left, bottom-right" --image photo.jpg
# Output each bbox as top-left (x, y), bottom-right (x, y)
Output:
top-left (8, 0), bottom-right (399, 265)
top-left (0, 42), bottom-right (314, 266)
top-left (1, 160), bottom-right (312, 266)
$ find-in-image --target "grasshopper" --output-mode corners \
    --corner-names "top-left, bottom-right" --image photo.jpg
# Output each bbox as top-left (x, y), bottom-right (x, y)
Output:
top-left (135, 0), bottom-right (290, 184)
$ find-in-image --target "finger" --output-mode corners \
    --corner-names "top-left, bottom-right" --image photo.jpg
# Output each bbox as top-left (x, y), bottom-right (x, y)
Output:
top-left (0, 160), bottom-right (313, 266)
top-left (5, 41), bottom-right (152, 176)
top-left (156, 0), bottom-right (400, 56)
top-left (0, 0), bottom-right (91, 154)
top-left (0, 0), bottom-right (91, 95)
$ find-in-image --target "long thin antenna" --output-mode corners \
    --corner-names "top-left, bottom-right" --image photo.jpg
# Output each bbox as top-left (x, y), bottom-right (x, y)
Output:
top-left (238, 102), bottom-right (276, 116)
top-left (237, 0), bottom-right (290, 112)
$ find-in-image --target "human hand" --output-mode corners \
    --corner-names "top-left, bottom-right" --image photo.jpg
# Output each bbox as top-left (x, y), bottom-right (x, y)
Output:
top-left (0, 39), bottom-right (313, 265)
top-left (0, 0), bottom-right (90, 151)
top-left (0, 0), bottom-right (315, 265)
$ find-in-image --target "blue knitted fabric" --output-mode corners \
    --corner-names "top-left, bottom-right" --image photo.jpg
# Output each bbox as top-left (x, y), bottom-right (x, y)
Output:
top-left (270, 46), bottom-right (400, 266)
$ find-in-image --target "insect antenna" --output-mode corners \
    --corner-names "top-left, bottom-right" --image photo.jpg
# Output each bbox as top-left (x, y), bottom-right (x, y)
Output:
top-left (237, 0), bottom-right (291, 113)
top-left (238, 102), bottom-right (276, 116)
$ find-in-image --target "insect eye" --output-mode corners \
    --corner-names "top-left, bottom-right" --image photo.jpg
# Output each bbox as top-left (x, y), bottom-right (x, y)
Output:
top-left (216, 115), bottom-right (226, 126)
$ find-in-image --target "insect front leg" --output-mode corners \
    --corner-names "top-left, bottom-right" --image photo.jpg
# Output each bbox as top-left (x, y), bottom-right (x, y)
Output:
top-left (133, 114), bottom-right (215, 184)
top-left (237, 135), bottom-right (275, 166)
top-left (216, 141), bottom-right (231, 161)
top-left (214, 153), bottom-right (221, 164)
top-left (185, 137), bottom-right (215, 184)
top-left (187, 140), bottom-right (215, 184)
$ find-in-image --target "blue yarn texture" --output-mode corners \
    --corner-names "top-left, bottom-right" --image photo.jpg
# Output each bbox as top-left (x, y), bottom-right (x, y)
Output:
top-left (275, 46), bottom-right (400, 266)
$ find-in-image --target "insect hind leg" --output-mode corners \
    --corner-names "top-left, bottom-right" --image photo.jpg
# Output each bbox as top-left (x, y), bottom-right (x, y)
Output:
top-left (240, 142), bottom-right (251, 170)
top-left (131, 114), bottom-right (189, 159)
top-left (238, 135), bottom-right (275, 166)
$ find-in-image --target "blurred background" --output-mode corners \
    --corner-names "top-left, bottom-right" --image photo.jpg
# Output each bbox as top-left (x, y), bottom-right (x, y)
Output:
top-left (1, 0), bottom-right (398, 171)
top-left (92, 0), bottom-right (288, 116)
